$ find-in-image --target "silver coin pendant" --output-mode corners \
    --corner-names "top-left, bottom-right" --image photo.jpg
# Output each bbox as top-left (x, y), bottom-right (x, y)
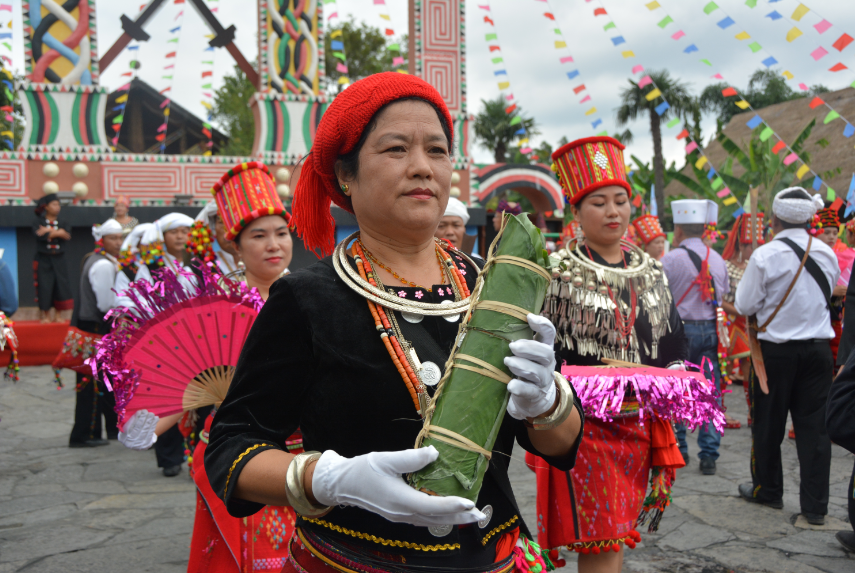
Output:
top-left (478, 505), bottom-right (493, 529)
top-left (441, 299), bottom-right (460, 323)
top-left (428, 524), bottom-right (453, 537)
top-left (401, 311), bottom-right (424, 323)
top-left (419, 361), bottom-right (442, 386)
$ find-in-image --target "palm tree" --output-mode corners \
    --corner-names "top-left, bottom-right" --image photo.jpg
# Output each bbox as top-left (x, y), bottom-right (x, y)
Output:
top-left (616, 70), bottom-right (691, 220)
top-left (473, 96), bottom-right (539, 163)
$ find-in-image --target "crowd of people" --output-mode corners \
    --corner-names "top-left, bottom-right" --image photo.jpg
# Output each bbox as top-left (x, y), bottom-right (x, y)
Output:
top-left (16, 72), bottom-right (854, 572)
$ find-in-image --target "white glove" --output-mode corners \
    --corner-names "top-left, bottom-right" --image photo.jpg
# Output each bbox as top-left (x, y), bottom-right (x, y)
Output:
top-left (311, 446), bottom-right (485, 527)
top-left (504, 314), bottom-right (558, 420)
top-left (667, 362), bottom-right (687, 371)
top-left (118, 409), bottom-right (158, 450)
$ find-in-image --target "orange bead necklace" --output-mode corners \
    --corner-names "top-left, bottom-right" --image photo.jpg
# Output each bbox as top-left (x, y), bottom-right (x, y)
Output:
top-left (357, 239), bottom-right (445, 292)
top-left (350, 238), bottom-right (471, 415)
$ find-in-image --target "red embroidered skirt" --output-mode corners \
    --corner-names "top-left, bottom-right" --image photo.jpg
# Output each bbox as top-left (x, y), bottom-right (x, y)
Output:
top-left (530, 416), bottom-right (651, 550)
top-left (188, 415), bottom-right (298, 572)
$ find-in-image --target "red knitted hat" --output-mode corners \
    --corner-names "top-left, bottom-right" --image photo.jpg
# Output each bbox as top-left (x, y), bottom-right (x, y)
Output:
top-left (292, 72), bottom-right (454, 257)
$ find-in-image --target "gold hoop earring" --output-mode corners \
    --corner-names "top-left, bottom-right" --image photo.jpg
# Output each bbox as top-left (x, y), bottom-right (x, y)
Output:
top-left (341, 183), bottom-right (349, 196)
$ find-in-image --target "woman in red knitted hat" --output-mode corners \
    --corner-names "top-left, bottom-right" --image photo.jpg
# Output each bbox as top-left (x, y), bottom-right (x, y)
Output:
top-left (204, 72), bottom-right (583, 572)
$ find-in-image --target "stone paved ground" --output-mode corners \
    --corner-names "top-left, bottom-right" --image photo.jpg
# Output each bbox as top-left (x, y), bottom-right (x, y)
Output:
top-left (1, 366), bottom-right (853, 572)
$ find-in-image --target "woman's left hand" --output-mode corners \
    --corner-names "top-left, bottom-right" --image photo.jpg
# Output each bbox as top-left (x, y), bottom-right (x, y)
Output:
top-left (504, 314), bottom-right (557, 420)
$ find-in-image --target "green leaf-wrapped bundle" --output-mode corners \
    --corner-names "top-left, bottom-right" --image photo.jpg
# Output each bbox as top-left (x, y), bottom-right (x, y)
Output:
top-left (410, 213), bottom-right (550, 501)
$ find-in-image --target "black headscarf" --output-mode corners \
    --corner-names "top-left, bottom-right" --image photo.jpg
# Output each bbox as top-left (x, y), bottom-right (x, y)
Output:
top-left (34, 193), bottom-right (59, 216)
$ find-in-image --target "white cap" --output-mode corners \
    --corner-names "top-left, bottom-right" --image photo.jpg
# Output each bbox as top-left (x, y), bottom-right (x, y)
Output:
top-left (443, 197), bottom-right (470, 225)
top-left (141, 213), bottom-right (194, 246)
top-left (92, 218), bottom-right (123, 241)
top-left (121, 223), bottom-right (154, 252)
top-left (772, 186), bottom-right (824, 224)
top-left (195, 200), bottom-right (218, 227)
top-left (672, 199), bottom-right (718, 225)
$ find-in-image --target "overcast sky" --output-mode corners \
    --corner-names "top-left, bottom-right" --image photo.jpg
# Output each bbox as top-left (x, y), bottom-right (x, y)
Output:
top-left (6, 0), bottom-right (855, 166)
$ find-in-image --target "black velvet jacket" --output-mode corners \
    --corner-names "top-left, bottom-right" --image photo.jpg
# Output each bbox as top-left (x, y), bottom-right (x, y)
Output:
top-left (205, 254), bottom-right (582, 565)
top-left (557, 250), bottom-right (688, 368)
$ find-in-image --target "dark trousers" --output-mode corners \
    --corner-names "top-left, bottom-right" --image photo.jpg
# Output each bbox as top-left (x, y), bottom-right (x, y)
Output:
top-left (69, 372), bottom-right (118, 443)
top-left (676, 320), bottom-right (723, 460)
top-left (34, 252), bottom-right (73, 311)
top-left (69, 320), bottom-right (117, 444)
top-left (849, 460), bottom-right (855, 533)
top-left (749, 339), bottom-right (833, 515)
top-left (154, 424), bottom-right (185, 468)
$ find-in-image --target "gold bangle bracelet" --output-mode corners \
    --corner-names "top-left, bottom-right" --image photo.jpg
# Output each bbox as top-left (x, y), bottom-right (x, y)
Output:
top-left (528, 373), bottom-right (575, 431)
top-left (285, 451), bottom-right (331, 517)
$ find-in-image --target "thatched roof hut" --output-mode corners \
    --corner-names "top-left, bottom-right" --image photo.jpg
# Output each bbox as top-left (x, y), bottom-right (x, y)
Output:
top-left (665, 87), bottom-right (855, 203)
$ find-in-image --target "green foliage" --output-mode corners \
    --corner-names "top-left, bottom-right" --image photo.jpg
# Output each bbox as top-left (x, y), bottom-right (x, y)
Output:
top-left (700, 68), bottom-right (825, 127)
top-left (674, 118), bottom-right (841, 220)
top-left (210, 63), bottom-right (256, 157)
top-left (0, 66), bottom-right (24, 149)
top-left (508, 140), bottom-right (553, 164)
top-left (324, 18), bottom-right (408, 94)
top-left (627, 154), bottom-right (679, 204)
top-left (616, 69), bottom-right (693, 223)
top-left (473, 96), bottom-right (540, 163)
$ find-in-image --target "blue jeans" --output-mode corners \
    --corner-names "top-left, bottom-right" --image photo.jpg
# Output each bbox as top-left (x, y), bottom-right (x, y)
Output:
top-left (675, 321), bottom-right (723, 461)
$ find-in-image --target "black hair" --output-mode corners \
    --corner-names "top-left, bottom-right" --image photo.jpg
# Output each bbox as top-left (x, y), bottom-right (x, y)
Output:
top-left (334, 97), bottom-right (453, 193)
top-left (677, 223), bottom-right (706, 237)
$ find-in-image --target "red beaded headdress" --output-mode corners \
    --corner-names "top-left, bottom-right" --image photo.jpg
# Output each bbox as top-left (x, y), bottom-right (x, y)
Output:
top-left (550, 136), bottom-right (632, 205)
top-left (631, 214), bottom-right (665, 245)
top-left (211, 162), bottom-right (291, 241)
top-left (817, 207), bottom-right (840, 228)
top-left (722, 212), bottom-right (765, 261)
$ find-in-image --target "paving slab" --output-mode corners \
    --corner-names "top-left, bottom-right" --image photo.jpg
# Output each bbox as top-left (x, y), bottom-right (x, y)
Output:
top-left (3, 365), bottom-right (854, 572)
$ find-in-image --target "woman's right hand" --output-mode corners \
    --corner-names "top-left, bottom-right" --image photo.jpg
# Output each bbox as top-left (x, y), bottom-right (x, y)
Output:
top-left (118, 410), bottom-right (159, 450)
top-left (311, 446), bottom-right (485, 527)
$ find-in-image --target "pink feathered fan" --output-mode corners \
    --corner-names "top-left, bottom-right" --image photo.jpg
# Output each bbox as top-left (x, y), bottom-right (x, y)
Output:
top-left (93, 267), bottom-right (264, 429)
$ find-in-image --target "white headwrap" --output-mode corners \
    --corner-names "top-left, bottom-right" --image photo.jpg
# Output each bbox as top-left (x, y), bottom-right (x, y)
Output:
top-left (140, 213), bottom-right (194, 246)
top-left (772, 186), bottom-right (824, 224)
top-left (443, 197), bottom-right (470, 225)
top-left (92, 218), bottom-right (123, 241)
top-left (195, 200), bottom-right (218, 227)
top-left (121, 223), bottom-right (154, 252)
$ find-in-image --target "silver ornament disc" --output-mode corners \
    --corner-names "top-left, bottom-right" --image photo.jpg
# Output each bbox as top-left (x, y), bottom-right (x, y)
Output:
top-left (428, 524), bottom-right (453, 537)
top-left (401, 311), bottom-right (424, 323)
top-left (478, 505), bottom-right (493, 529)
top-left (419, 361), bottom-right (442, 386)
top-left (441, 299), bottom-right (460, 322)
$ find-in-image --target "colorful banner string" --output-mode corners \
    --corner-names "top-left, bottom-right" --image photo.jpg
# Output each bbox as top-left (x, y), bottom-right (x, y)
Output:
top-left (645, 0), bottom-right (843, 201)
top-left (200, 33), bottom-right (215, 156)
top-left (478, 3), bottom-right (533, 158)
top-left (109, 42), bottom-right (140, 152)
top-left (746, 0), bottom-right (853, 76)
top-left (324, 0), bottom-right (351, 87)
top-left (0, 3), bottom-right (13, 150)
top-left (533, 0), bottom-right (605, 134)
top-left (695, 1), bottom-right (855, 130)
top-left (158, 0), bottom-right (187, 153)
top-left (593, 0), bottom-right (742, 211)
top-left (372, 0), bottom-right (406, 73)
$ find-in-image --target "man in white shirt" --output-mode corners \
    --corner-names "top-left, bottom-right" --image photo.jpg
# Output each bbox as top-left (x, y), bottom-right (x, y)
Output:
top-left (69, 219), bottom-right (123, 447)
top-left (735, 187), bottom-right (839, 526)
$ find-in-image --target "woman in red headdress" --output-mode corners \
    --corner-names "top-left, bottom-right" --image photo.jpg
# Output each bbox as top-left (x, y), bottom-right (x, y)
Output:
top-left (631, 214), bottom-right (667, 260)
top-left (114, 163), bottom-right (301, 572)
top-left (533, 137), bottom-right (688, 573)
top-left (202, 73), bottom-right (583, 573)
top-left (720, 212), bottom-right (765, 427)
